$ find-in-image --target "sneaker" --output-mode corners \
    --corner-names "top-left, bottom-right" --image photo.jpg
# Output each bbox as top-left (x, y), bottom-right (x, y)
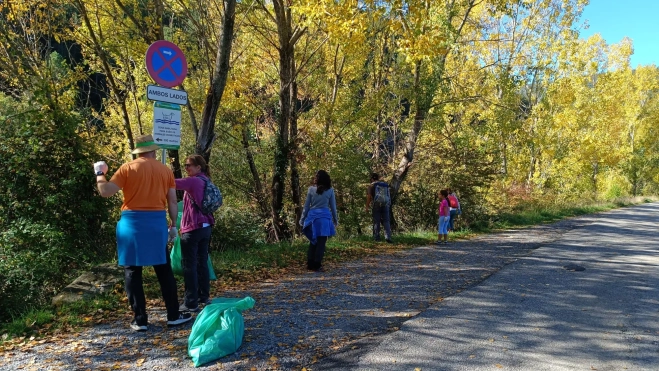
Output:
top-left (179, 303), bottom-right (200, 313)
top-left (167, 312), bottom-right (193, 327)
top-left (130, 320), bottom-right (148, 332)
top-left (200, 298), bottom-right (212, 306)
top-left (385, 239), bottom-right (393, 243)
top-left (434, 240), bottom-right (443, 245)
top-left (444, 240), bottom-right (449, 244)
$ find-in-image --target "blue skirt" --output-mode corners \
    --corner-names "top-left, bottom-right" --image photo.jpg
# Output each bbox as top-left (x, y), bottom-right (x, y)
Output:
top-left (116, 210), bottom-right (168, 267)
top-left (302, 208), bottom-right (336, 245)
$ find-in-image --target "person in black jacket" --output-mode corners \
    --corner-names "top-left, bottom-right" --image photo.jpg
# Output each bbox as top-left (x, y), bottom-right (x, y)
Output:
top-left (365, 173), bottom-right (392, 243)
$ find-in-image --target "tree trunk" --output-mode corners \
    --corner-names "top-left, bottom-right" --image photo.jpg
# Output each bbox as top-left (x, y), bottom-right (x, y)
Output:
top-left (592, 162), bottom-right (599, 198)
top-left (195, 0), bottom-right (236, 161)
top-left (290, 80), bottom-right (302, 235)
top-left (389, 107), bottom-right (427, 206)
top-left (241, 125), bottom-right (269, 216)
top-left (325, 44), bottom-right (345, 135)
top-left (527, 154), bottom-right (536, 185)
top-left (76, 0), bottom-right (135, 156)
top-left (389, 61), bottom-right (430, 206)
top-left (388, 0), bottom-right (476, 208)
top-left (268, 0), bottom-right (306, 240)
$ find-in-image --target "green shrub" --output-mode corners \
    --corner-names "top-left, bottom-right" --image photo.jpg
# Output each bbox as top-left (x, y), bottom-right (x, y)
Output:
top-left (394, 182), bottom-right (438, 231)
top-left (211, 206), bottom-right (265, 252)
top-left (0, 93), bottom-right (113, 322)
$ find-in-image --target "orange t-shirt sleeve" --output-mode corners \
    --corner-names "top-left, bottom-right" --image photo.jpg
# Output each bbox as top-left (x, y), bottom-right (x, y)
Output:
top-left (109, 165), bottom-right (127, 189)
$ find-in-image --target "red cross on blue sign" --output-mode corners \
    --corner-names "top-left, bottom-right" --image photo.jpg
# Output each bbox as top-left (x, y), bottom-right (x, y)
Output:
top-left (145, 41), bottom-right (188, 88)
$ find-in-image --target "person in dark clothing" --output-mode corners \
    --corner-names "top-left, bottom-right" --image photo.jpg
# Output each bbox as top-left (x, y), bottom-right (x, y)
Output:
top-left (366, 173), bottom-right (392, 243)
top-left (300, 170), bottom-right (338, 272)
top-left (175, 155), bottom-right (217, 312)
top-left (446, 188), bottom-right (461, 232)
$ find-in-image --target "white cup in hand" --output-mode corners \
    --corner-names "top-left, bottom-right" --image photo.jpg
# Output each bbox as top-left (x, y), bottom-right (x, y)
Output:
top-left (93, 161), bottom-right (108, 175)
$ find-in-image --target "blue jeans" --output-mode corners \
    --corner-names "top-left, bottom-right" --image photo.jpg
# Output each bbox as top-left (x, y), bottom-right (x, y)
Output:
top-left (438, 216), bottom-right (450, 235)
top-left (180, 226), bottom-right (212, 307)
top-left (372, 204), bottom-right (392, 240)
top-left (449, 209), bottom-right (458, 231)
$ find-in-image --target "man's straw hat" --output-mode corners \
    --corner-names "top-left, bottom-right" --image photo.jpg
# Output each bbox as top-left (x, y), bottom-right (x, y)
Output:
top-left (131, 134), bottom-right (161, 154)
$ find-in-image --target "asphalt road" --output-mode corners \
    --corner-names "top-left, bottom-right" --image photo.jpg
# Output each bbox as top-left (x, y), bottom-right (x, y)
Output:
top-left (318, 203), bottom-right (659, 371)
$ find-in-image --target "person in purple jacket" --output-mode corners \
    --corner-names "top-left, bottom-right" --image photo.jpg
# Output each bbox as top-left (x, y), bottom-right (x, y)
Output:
top-left (175, 155), bottom-right (216, 312)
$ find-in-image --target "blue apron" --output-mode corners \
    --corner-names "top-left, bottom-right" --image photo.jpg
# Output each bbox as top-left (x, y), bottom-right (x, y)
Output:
top-left (116, 210), bottom-right (168, 266)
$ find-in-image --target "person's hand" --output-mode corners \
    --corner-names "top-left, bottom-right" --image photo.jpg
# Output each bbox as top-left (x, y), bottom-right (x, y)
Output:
top-left (168, 226), bottom-right (178, 242)
top-left (93, 161), bottom-right (108, 175)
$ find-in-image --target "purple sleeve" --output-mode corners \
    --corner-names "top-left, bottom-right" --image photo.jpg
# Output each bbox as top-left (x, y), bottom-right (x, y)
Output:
top-left (175, 177), bottom-right (197, 192)
top-left (175, 177), bottom-right (205, 203)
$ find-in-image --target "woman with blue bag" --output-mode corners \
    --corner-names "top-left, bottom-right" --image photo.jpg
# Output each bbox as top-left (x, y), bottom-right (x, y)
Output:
top-left (299, 170), bottom-right (338, 272)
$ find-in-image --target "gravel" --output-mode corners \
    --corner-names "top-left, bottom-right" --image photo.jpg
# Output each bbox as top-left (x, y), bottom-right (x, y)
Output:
top-left (0, 216), bottom-right (590, 370)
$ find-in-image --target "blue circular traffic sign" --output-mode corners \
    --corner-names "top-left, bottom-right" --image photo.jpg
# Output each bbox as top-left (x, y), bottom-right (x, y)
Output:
top-left (145, 41), bottom-right (188, 88)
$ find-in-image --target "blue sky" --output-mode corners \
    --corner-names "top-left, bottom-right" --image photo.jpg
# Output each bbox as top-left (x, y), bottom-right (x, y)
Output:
top-left (579, 0), bottom-right (659, 67)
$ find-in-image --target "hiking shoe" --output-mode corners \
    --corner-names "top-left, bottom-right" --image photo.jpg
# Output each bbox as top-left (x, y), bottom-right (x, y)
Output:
top-left (179, 303), bottom-right (200, 313)
top-left (200, 298), bottom-right (212, 306)
top-left (130, 320), bottom-right (148, 332)
top-left (385, 239), bottom-right (393, 243)
top-left (167, 312), bottom-right (193, 327)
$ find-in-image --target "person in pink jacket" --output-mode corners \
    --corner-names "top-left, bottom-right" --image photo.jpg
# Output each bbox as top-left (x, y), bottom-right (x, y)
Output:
top-left (435, 189), bottom-right (450, 245)
top-left (175, 155), bottom-right (216, 312)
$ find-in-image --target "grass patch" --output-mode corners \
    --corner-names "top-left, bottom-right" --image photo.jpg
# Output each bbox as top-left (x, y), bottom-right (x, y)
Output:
top-left (475, 196), bottom-right (657, 233)
top-left (1, 291), bottom-right (124, 343)
top-left (2, 310), bottom-right (54, 338)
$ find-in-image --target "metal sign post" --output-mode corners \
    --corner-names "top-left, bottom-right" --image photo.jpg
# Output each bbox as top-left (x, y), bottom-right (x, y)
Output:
top-left (144, 40), bottom-right (188, 164)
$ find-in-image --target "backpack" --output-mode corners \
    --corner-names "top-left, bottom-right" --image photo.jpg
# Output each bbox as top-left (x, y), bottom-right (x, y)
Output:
top-left (373, 182), bottom-right (390, 207)
top-left (448, 194), bottom-right (459, 208)
top-left (188, 176), bottom-right (223, 215)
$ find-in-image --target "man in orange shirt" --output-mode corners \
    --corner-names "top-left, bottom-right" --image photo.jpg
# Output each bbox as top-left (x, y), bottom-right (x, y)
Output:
top-left (94, 134), bottom-right (192, 331)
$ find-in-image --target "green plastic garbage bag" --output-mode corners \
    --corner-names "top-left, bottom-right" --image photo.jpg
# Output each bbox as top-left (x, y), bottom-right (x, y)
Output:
top-left (170, 201), bottom-right (217, 280)
top-left (188, 296), bottom-right (256, 367)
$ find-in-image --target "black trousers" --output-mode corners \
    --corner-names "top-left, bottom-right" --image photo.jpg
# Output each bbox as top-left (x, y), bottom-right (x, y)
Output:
top-left (372, 204), bottom-right (392, 240)
top-left (180, 226), bottom-right (212, 307)
top-left (307, 236), bottom-right (328, 271)
top-left (124, 252), bottom-right (179, 324)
